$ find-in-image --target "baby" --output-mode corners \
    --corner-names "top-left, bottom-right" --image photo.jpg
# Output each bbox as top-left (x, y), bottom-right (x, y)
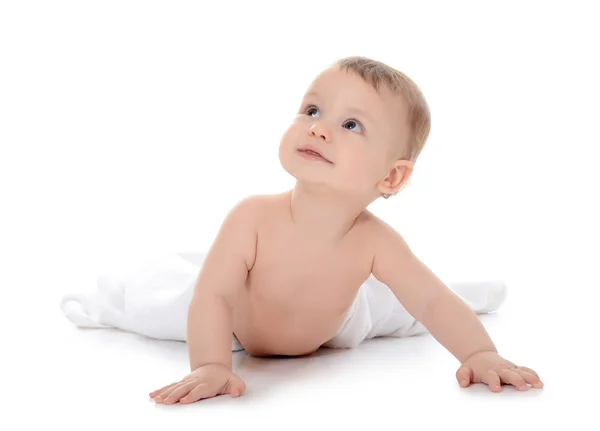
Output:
top-left (149, 56), bottom-right (543, 404)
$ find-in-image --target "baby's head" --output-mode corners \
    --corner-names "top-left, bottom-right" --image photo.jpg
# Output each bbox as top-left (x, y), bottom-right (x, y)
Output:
top-left (279, 56), bottom-right (431, 201)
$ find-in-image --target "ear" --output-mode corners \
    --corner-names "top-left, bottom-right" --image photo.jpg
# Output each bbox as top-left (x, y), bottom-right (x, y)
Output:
top-left (378, 159), bottom-right (413, 196)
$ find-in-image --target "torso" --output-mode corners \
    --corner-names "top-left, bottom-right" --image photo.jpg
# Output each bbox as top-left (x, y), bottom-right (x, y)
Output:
top-left (231, 192), bottom-right (378, 357)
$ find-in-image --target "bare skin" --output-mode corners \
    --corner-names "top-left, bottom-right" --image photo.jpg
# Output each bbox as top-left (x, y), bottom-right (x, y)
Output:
top-left (149, 65), bottom-right (543, 404)
top-left (233, 191), bottom-right (376, 358)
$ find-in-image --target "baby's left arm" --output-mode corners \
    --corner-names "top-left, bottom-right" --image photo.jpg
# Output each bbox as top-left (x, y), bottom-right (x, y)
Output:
top-left (371, 221), bottom-right (543, 392)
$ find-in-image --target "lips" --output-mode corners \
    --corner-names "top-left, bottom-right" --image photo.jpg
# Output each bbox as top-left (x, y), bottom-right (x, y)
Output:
top-left (298, 145), bottom-right (332, 163)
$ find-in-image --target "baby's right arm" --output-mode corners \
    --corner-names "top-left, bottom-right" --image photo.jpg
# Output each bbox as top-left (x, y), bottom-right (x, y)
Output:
top-left (187, 196), bottom-right (259, 371)
top-left (150, 197), bottom-right (260, 404)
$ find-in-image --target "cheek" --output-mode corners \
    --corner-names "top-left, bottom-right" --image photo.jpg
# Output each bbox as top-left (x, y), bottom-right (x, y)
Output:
top-left (356, 146), bottom-right (377, 165)
top-left (279, 123), bottom-right (305, 165)
top-left (341, 149), bottom-right (385, 181)
top-left (280, 122), bottom-right (305, 147)
top-left (338, 149), bottom-right (370, 177)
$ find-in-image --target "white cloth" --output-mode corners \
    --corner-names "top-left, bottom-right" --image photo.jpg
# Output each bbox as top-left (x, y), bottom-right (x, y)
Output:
top-left (60, 252), bottom-right (507, 351)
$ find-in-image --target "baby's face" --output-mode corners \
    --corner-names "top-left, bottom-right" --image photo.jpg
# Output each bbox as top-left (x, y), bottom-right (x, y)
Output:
top-left (279, 67), bottom-right (411, 198)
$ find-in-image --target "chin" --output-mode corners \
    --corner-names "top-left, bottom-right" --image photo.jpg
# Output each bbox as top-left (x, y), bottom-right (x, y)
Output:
top-left (280, 153), bottom-right (321, 181)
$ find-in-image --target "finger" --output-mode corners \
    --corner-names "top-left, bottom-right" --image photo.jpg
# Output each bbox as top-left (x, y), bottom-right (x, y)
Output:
top-left (150, 382), bottom-right (179, 398)
top-left (517, 366), bottom-right (542, 383)
top-left (163, 381), bottom-right (198, 404)
top-left (456, 364), bottom-right (473, 387)
top-left (223, 375), bottom-right (247, 397)
top-left (180, 383), bottom-right (212, 404)
top-left (155, 382), bottom-right (187, 403)
top-left (485, 370), bottom-right (502, 392)
top-left (497, 369), bottom-right (529, 391)
top-left (515, 369), bottom-right (544, 388)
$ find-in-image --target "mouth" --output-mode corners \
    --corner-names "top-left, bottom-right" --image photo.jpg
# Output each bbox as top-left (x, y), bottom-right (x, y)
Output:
top-left (297, 146), bottom-right (333, 164)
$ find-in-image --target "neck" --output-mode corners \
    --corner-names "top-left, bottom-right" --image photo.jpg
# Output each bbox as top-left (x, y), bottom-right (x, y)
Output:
top-left (287, 182), bottom-right (367, 242)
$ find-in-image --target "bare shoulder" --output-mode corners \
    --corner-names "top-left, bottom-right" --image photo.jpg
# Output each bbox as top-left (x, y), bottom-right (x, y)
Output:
top-left (227, 193), bottom-right (271, 219)
top-left (358, 210), bottom-right (408, 242)
top-left (366, 212), bottom-right (450, 321)
top-left (360, 212), bottom-right (413, 272)
top-left (210, 194), bottom-right (273, 269)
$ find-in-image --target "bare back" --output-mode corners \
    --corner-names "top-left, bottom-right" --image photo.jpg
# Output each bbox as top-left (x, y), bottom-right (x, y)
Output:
top-left (231, 192), bottom-right (378, 357)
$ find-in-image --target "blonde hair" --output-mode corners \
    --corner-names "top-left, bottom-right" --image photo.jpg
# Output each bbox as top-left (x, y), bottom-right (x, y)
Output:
top-left (335, 56), bottom-right (431, 163)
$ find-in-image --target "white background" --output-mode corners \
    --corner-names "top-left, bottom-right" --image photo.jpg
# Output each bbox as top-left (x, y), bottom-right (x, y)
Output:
top-left (1, 1), bottom-right (599, 429)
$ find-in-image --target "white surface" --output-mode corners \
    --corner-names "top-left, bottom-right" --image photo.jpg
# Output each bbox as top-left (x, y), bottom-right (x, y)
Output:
top-left (2, 1), bottom-right (599, 429)
top-left (5, 274), bottom-right (597, 430)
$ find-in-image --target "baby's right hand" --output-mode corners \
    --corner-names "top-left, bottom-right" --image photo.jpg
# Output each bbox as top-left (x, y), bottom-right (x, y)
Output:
top-left (149, 363), bottom-right (246, 404)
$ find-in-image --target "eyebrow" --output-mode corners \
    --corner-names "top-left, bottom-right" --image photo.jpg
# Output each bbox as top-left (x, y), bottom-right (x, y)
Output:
top-left (346, 107), bottom-right (374, 123)
top-left (303, 92), bottom-right (374, 123)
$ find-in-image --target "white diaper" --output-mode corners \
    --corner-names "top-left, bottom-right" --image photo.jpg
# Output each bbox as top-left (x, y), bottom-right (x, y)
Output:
top-left (323, 275), bottom-right (429, 349)
top-left (60, 252), bottom-right (505, 351)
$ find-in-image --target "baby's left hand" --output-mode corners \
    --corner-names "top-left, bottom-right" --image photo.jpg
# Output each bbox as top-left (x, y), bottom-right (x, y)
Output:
top-left (456, 351), bottom-right (544, 392)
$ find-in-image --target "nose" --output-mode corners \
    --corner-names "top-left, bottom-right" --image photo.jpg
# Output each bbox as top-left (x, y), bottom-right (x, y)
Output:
top-left (309, 122), bottom-right (331, 143)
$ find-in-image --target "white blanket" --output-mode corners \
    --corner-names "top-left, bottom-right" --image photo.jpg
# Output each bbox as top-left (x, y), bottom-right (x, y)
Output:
top-left (60, 252), bottom-right (507, 351)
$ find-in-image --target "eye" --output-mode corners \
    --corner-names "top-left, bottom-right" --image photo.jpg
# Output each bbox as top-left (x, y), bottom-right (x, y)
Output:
top-left (342, 119), bottom-right (363, 133)
top-left (305, 106), bottom-right (320, 118)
